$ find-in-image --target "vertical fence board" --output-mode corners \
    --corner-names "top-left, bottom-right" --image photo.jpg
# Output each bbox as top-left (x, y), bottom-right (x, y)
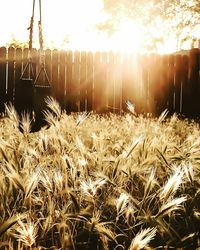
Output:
top-left (182, 55), bottom-right (189, 116)
top-left (93, 52), bottom-right (105, 112)
top-left (168, 55), bottom-right (175, 114)
top-left (189, 48), bottom-right (200, 116)
top-left (73, 51), bottom-right (80, 112)
top-left (86, 52), bottom-right (93, 111)
top-left (174, 55), bottom-right (182, 113)
top-left (66, 51), bottom-right (73, 112)
top-left (80, 51), bottom-right (87, 111)
top-left (155, 55), bottom-right (163, 114)
top-left (59, 50), bottom-right (66, 108)
top-left (141, 55), bottom-right (148, 113)
top-left (7, 47), bottom-right (15, 104)
top-left (114, 54), bottom-right (122, 113)
top-left (147, 55), bottom-right (159, 114)
top-left (14, 48), bottom-right (22, 113)
top-left (45, 49), bottom-right (52, 85)
top-left (0, 47), bottom-right (6, 113)
top-left (107, 52), bottom-right (115, 112)
top-left (101, 52), bottom-right (108, 112)
top-left (52, 49), bottom-right (59, 100)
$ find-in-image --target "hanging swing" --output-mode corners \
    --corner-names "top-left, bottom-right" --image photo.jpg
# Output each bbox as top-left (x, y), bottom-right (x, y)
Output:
top-left (15, 0), bottom-right (36, 114)
top-left (16, 0), bottom-right (51, 130)
top-left (32, 0), bottom-right (52, 131)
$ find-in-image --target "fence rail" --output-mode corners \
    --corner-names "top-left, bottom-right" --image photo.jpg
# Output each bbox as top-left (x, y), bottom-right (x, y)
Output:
top-left (0, 47), bottom-right (199, 117)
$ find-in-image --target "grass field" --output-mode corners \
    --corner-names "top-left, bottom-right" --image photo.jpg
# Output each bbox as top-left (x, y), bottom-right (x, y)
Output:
top-left (0, 98), bottom-right (200, 249)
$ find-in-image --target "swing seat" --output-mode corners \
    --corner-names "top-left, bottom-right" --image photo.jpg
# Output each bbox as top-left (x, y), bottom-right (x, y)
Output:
top-left (21, 77), bottom-right (33, 86)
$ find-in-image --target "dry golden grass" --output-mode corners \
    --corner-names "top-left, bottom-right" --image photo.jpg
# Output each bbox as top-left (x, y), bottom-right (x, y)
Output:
top-left (0, 99), bottom-right (200, 249)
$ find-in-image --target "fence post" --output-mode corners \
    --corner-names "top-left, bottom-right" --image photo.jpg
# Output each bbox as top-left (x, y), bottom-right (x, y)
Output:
top-left (0, 47), bottom-right (7, 113)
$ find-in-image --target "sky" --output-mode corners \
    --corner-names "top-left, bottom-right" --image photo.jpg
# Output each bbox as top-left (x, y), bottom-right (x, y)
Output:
top-left (0, 0), bottom-right (108, 50)
top-left (0, 0), bottom-right (199, 53)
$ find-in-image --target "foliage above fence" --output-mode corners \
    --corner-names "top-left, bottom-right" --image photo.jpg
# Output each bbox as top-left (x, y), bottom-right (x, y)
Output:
top-left (0, 47), bottom-right (199, 117)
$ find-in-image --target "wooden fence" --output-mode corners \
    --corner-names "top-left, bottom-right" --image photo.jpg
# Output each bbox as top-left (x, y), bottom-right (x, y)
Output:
top-left (0, 47), bottom-right (199, 117)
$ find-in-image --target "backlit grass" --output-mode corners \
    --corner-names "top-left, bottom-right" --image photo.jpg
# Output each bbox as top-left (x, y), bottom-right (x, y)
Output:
top-left (0, 98), bottom-right (200, 249)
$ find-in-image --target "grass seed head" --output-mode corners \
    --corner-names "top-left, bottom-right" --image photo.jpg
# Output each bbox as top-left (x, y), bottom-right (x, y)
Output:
top-left (116, 193), bottom-right (129, 217)
top-left (156, 196), bottom-right (187, 217)
top-left (160, 166), bottom-right (184, 202)
top-left (129, 227), bottom-right (157, 250)
top-left (12, 220), bottom-right (38, 247)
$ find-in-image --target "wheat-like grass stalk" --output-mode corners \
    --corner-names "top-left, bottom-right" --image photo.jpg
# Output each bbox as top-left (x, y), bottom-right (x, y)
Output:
top-left (156, 196), bottom-right (187, 218)
top-left (11, 219), bottom-right (38, 247)
top-left (45, 96), bottom-right (62, 118)
top-left (183, 162), bottom-right (194, 183)
top-left (159, 166), bottom-right (184, 202)
top-left (5, 103), bottom-right (19, 129)
top-left (129, 227), bottom-right (157, 250)
top-left (116, 193), bottom-right (129, 219)
top-left (19, 112), bottom-right (32, 135)
top-left (126, 101), bottom-right (135, 114)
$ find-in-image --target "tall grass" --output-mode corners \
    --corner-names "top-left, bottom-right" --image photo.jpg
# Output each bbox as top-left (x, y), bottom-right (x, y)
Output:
top-left (0, 99), bottom-right (200, 249)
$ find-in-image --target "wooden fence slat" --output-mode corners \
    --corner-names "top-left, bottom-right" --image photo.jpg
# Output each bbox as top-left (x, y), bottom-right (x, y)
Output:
top-left (181, 55), bottom-right (189, 116)
top-left (167, 55), bottom-right (175, 114)
top-left (45, 49), bottom-right (52, 85)
top-left (7, 47), bottom-right (15, 104)
top-left (93, 51), bottom-right (109, 112)
top-left (101, 52), bottom-right (108, 112)
top-left (153, 55), bottom-right (162, 116)
top-left (86, 52), bottom-right (93, 111)
top-left (0, 47), bottom-right (6, 113)
top-left (174, 55), bottom-right (182, 113)
top-left (107, 52), bottom-right (115, 112)
top-left (122, 54), bottom-right (129, 111)
top-left (58, 50), bottom-right (66, 108)
top-left (52, 49), bottom-right (59, 100)
top-left (66, 50), bottom-right (73, 112)
top-left (140, 55), bottom-right (148, 113)
top-left (73, 51), bottom-right (80, 112)
top-left (14, 48), bottom-right (23, 113)
top-left (93, 52), bottom-right (105, 112)
top-left (80, 51), bottom-right (87, 111)
top-left (114, 53), bottom-right (122, 113)
top-left (189, 48), bottom-right (200, 116)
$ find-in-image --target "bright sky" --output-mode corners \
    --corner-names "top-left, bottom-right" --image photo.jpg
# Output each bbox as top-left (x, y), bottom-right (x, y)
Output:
top-left (0, 0), bottom-right (199, 53)
top-left (0, 0), bottom-right (108, 50)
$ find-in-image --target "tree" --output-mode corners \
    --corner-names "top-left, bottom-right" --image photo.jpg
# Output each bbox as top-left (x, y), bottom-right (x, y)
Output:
top-left (98, 0), bottom-right (200, 51)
